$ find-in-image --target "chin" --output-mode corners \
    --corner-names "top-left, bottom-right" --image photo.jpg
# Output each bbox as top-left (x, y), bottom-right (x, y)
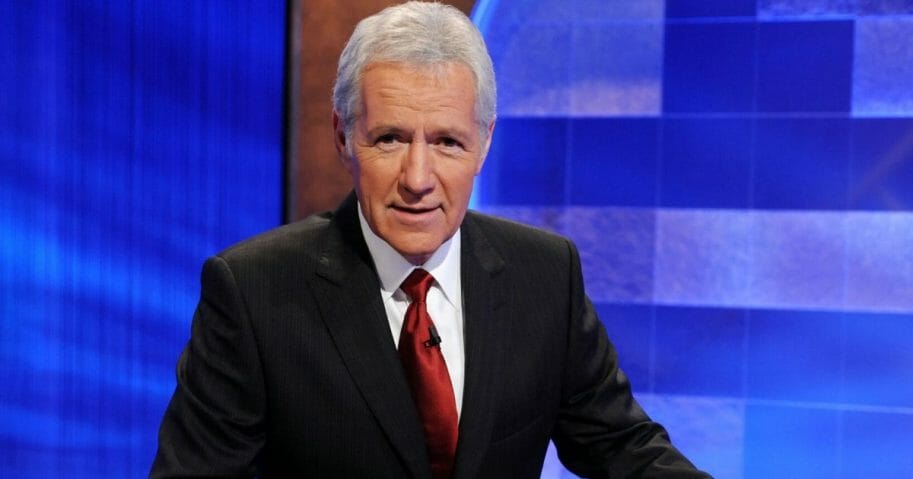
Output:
top-left (392, 240), bottom-right (440, 264)
top-left (400, 247), bottom-right (435, 262)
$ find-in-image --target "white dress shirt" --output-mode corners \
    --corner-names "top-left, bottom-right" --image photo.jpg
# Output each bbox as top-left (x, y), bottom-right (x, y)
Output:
top-left (357, 203), bottom-right (466, 417)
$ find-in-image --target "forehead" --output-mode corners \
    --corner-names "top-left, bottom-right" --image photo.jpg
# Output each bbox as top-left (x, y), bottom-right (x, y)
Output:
top-left (358, 62), bottom-right (478, 119)
top-left (361, 60), bottom-right (476, 88)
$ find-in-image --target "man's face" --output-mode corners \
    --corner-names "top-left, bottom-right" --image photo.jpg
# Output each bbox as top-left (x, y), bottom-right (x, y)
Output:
top-left (335, 62), bottom-right (494, 265)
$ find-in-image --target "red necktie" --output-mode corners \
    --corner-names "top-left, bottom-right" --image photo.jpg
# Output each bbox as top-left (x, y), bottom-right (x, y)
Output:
top-left (398, 269), bottom-right (459, 479)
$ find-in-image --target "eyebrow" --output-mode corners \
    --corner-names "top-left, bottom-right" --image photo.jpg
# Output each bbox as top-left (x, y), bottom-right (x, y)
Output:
top-left (364, 124), bottom-right (476, 144)
top-left (365, 125), bottom-right (408, 138)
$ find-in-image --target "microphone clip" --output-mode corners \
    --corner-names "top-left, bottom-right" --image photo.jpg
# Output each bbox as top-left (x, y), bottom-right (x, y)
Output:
top-left (423, 325), bottom-right (442, 348)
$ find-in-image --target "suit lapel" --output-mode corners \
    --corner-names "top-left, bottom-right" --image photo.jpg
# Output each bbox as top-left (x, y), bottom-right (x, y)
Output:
top-left (453, 213), bottom-right (507, 478)
top-left (310, 195), bottom-right (430, 478)
top-left (310, 201), bottom-right (509, 478)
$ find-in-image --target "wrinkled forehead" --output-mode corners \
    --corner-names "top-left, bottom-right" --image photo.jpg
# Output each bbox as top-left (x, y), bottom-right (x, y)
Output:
top-left (361, 59), bottom-right (478, 92)
top-left (359, 61), bottom-right (478, 118)
top-left (357, 60), bottom-right (482, 125)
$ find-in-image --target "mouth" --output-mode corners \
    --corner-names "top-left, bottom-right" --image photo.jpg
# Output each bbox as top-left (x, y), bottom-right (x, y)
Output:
top-left (392, 204), bottom-right (439, 214)
top-left (390, 204), bottom-right (441, 222)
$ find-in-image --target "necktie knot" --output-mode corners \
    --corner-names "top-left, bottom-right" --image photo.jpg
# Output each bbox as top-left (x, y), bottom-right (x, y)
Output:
top-left (401, 268), bottom-right (434, 304)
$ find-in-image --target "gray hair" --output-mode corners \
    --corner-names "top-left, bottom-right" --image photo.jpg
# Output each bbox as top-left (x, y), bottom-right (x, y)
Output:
top-left (333, 1), bottom-right (496, 143)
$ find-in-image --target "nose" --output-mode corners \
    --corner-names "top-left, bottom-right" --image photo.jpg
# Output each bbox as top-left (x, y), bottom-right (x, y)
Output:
top-left (401, 141), bottom-right (435, 196)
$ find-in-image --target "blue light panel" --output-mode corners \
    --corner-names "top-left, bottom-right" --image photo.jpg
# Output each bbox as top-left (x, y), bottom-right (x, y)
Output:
top-left (472, 0), bottom-right (913, 477)
top-left (0, 1), bottom-right (284, 476)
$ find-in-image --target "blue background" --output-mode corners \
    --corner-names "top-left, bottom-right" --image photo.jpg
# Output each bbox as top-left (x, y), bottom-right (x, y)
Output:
top-left (2, 0), bottom-right (912, 477)
top-left (0, 1), bottom-right (284, 476)
top-left (473, 1), bottom-right (913, 478)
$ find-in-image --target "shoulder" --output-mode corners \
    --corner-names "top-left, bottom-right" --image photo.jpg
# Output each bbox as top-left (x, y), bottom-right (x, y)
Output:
top-left (464, 210), bottom-right (576, 265)
top-left (214, 211), bottom-right (335, 271)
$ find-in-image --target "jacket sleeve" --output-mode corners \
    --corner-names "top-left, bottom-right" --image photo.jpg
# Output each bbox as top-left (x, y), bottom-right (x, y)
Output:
top-left (551, 240), bottom-right (712, 479)
top-left (149, 256), bottom-right (265, 478)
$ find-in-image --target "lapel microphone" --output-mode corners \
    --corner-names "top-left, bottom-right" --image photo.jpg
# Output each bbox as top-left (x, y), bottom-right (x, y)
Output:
top-left (423, 325), bottom-right (442, 348)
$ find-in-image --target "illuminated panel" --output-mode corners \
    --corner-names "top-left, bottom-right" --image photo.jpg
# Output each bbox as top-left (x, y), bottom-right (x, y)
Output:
top-left (480, 0), bottom-right (664, 117)
top-left (486, 207), bottom-right (913, 314)
top-left (0, 1), bottom-right (284, 476)
top-left (852, 17), bottom-right (913, 116)
top-left (472, 0), bottom-right (913, 477)
top-left (757, 0), bottom-right (855, 18)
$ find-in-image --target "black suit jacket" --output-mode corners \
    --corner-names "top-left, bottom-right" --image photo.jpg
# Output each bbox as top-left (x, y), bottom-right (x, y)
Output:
top-left (151, 194), bottom-right (710, 478)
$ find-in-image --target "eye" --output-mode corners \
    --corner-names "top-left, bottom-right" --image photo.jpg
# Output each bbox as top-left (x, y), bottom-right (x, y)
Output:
top-left (438, 137), bottom-right (463, 149)
top-left (375, 133), bottom-right (397, 145)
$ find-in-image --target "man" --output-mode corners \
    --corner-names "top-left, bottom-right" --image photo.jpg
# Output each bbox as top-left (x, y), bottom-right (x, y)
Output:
top-left (151, 2), bottom-right (710, 478)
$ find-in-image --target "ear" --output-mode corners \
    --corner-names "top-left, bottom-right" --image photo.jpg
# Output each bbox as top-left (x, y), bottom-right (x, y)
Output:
top-left (476, 119), bottom-right (496, 174)
top-left (332, 110), bottom-right (353, 173)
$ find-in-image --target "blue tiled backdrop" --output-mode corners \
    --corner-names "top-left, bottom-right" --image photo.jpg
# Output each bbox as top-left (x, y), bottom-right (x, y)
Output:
top-left (473, 1), bottom-right (913, 477)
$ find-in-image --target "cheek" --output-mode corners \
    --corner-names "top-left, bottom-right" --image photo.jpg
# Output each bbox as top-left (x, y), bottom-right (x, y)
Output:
top-left (451, 169), bottom-right (479, 198)
top-left (364, 172), bottom-right (400, 199)
top-left (353, 158), bottom-right (396, 189)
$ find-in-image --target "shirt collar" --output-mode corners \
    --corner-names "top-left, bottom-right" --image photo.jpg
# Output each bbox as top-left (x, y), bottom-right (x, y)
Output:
top-left (357, 201), bottom-right (462, 310)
